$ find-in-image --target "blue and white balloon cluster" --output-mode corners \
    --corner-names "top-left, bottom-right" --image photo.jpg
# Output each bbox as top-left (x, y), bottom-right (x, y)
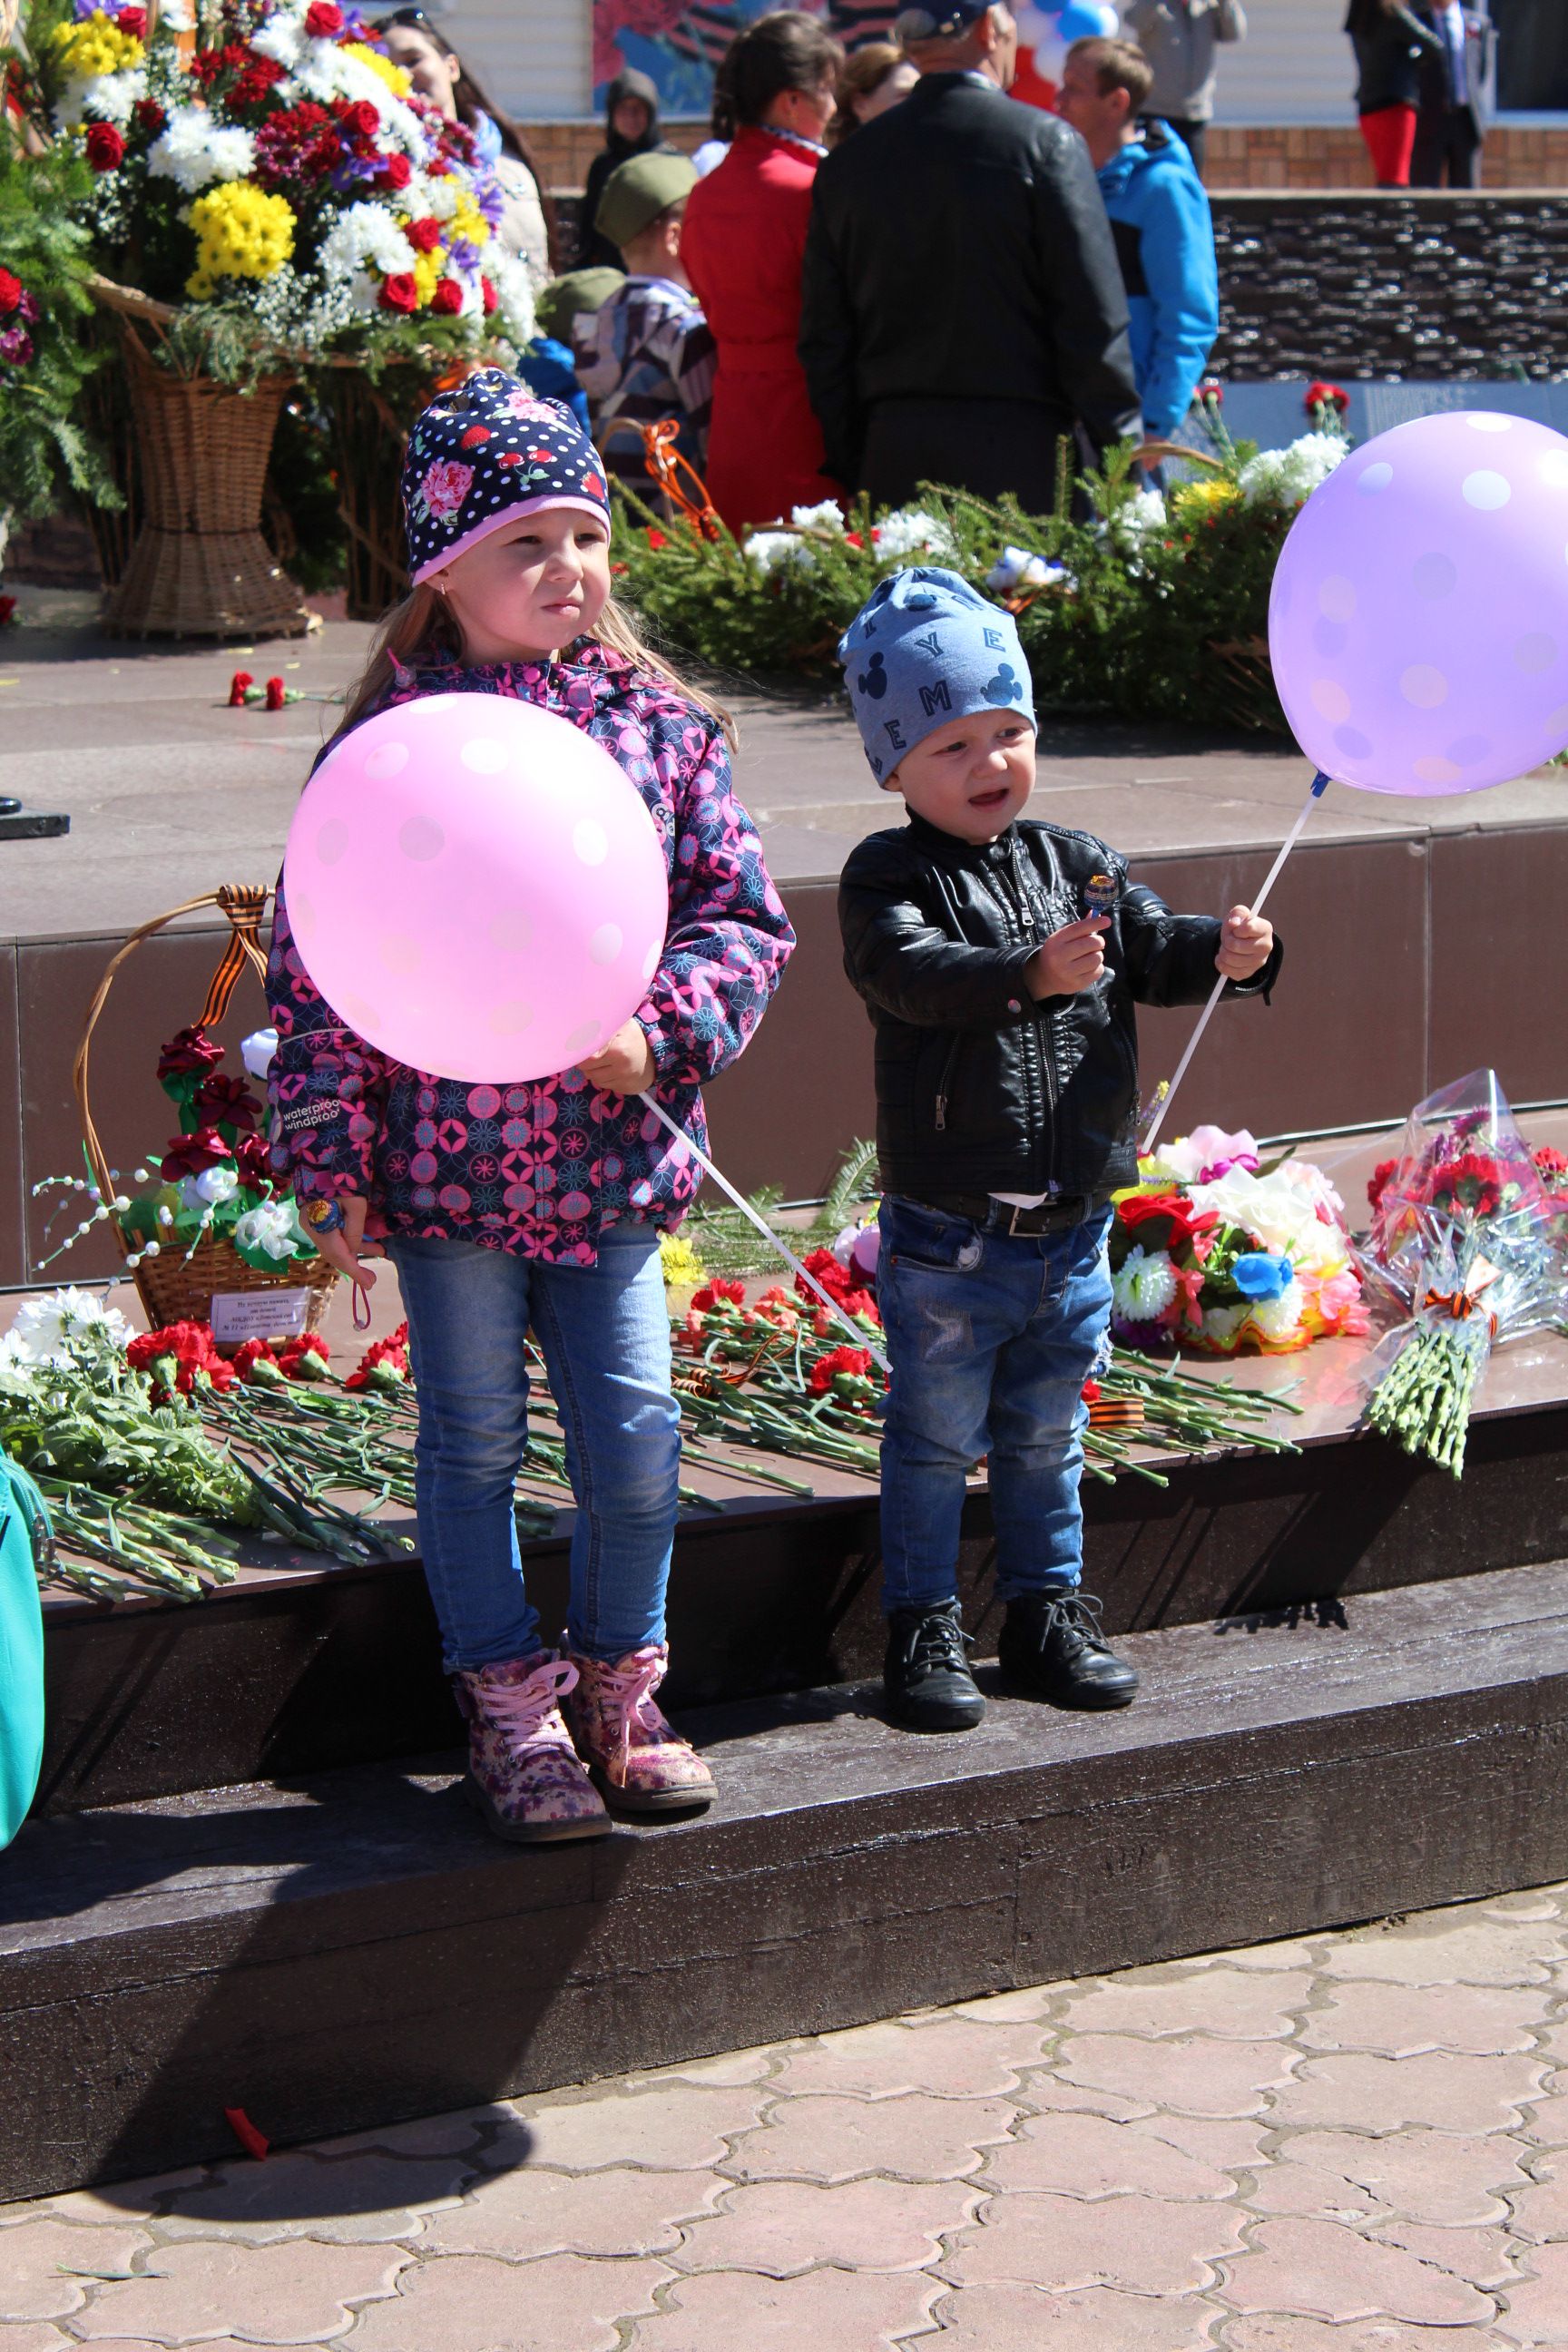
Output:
top-left (1015, 0), bottom-right (1122, 89)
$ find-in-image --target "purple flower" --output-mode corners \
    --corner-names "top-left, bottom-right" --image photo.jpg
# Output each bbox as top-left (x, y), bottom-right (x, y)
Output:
top-left (473, 174), bottom-right (505, 230)
top-left (0, 325), bottom-right (34, 367)
top-left (16, 290), bottom-right (39, 323)
top-left (448, 236), bottom-right (482, 273)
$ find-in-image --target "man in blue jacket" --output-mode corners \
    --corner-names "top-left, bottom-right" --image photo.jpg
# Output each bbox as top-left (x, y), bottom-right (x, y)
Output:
top-left (1056, 35), bottom-right (1219, 446)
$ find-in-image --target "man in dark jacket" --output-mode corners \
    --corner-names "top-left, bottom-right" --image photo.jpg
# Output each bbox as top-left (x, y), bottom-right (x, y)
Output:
top-left (1411, 1), bottom-right (1494, 188)
top-left (836, 568), bottom-right (1279, 1732)
top-left (799, 0), bottom-right (1142, 512)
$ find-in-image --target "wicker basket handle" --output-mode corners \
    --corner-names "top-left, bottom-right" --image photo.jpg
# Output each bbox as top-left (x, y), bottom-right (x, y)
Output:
top-left (74, 886), bottom-right (273, 1257)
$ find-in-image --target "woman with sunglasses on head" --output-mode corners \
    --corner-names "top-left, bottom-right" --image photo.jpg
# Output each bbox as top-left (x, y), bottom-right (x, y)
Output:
top-left (377, 7), bottom-right (555, 289)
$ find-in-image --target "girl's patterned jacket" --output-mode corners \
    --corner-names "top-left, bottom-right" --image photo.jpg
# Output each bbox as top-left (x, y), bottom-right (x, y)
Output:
top-left (266, 642), bottom-right (795, 1265)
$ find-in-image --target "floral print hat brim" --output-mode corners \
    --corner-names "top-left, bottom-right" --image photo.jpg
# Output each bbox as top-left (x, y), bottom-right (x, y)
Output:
top-left (403, 367), bottom-right (612, 585)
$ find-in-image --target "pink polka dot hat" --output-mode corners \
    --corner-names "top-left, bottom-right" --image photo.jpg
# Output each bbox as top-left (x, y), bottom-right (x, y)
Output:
top-left (402, 368), bottom-right (612, 585)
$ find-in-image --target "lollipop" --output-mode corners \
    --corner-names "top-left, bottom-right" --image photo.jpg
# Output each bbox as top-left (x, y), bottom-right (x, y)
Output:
top-left (1083, 870), bottom-right (1119, 923)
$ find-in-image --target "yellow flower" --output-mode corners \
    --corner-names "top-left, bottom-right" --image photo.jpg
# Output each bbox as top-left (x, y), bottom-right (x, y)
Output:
top-left (449, 192), bottom-right (491, 250)
top-left (659, 1231), bottom-right (708, 1289)
top-left (51, 13), bottom-right (144, 78)
top-left (410, 247), bottom-right (443, 306)
top-left (344, 42), bottom-right (413, 99)
top-left (184, 181), bottom-right (296, 298)
top-left (1172, 477), bottom-right (1240, 517)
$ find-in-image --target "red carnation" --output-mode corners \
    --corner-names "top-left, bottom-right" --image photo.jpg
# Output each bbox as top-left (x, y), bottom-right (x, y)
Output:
top-left (84, 121), bottom-right (125, 172)
top-left (405, 216), bottom-right (442, 253)
top-left (808, 1344), bottom-right (876, 1396)
top-left (157, 1024), bottom-right (224, 1085)
top-left (431, 278), bottom-right (464, 316)
top-left (279, 1331), bottom-right (331, 1381)
top-left (158, 1125), bottom-right (235, 1183)
top-left (1306, 380), bottom-right (1349, 416)
top-left (377, 152), bottom-right (412, 191)
top-left (128, 1320), bottom-right (236, 1401)
top-left (1367, 1158), bottom-right (1399, 1212)
top-left (265, 675), bottom-right (285, 710)
top-left (690, 1279), bottom-right (746, 1313)
top-left (228, 670), bottom-right (253, 706)
top-left (305, 0), bottom-right (345, 32)
top-left (379, 271), bottom-right (419, 313)
top-left (192, 1072), bottom-right (261, 1132)
top-left (0, 268), bottom-right (20, 313)
top-left (133, 95), bottom-right (165, 134)
top-left (1533, 1144), bottom-right (1568, 1182)
top-left (480, 275), bottom-right (497, 315)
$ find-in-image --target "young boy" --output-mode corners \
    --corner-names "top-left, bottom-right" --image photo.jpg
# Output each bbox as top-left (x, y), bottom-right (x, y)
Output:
top-left (838, 570), bottom-right (1280, 1733)
top-left (574, 152), bottom-right (716, 495)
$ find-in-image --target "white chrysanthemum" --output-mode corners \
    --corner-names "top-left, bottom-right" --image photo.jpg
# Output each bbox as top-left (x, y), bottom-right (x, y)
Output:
top-left (1112, 1244), bottom-right (1178, 1324)
top-left (789, 500), bottom-right (845, 532)
top-left (294, 43), bottom-right (428, 157)
top-left (1250, 1279), bottom-right (1306, 1342)
top-left (1201, 1302), bottom-right (1250, 1347)
top-left (57, 64), bottom-right (147, 128)
top-left (422, 175), bottom-right (463, 222)
top-left (485, 246), bottom-right (535, 348)
top-left (318, 199), bottom-right (416, 280)
top-left (876, 506), bottom-right (957, 561)
top-left (0, 1329), bottom-right (34, 1394)
top-left (743, 530), bottom-right (816, 575)
top-left (7, 1288), bottom-right (133, 1367)
top-left (148, 108), bottom-right (257, 194)
top-left (250, 15), bottom-right (305, 69)
top-left (1239, 431), bottom-right (1348, 509)
top-left (232, 1200), bottom-right (305, 1263)
top-left (1109, 485), bottom-right (1167, 548)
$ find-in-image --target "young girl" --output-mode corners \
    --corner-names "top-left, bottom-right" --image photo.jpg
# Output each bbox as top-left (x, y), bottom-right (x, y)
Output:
top-left (266, 370), bottom-right (795, 1845)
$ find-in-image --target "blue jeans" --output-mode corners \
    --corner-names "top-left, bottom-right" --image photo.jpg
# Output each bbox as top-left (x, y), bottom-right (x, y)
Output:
top-left (877, 1195), bottom-right (1114, 1613)
top-left (387, 1225), bottom-right (681, 1673)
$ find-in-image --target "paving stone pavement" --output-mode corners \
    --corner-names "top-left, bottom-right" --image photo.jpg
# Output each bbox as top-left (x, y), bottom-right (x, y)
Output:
top-left (2, 1883), bottom-right (1565, 2351)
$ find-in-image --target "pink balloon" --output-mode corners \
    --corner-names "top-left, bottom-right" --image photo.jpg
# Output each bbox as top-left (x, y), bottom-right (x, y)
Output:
top-left (1269, 411), bottom-right (1568, 796)
top-left (282, 695), bottom-right (669, 1083)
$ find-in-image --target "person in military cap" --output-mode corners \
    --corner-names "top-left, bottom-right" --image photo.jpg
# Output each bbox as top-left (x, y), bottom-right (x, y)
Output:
top-left (574, 152), bottom-right (718, 499)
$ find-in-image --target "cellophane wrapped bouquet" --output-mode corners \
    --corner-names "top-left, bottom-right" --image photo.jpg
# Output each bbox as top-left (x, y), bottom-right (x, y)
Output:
top-left (1110, 1122), bottom-right (1367, 1357)
top-left (1358, 1070), bottom-right (1568, 1475)
top-left (9, 0), bottom-right (534, 365)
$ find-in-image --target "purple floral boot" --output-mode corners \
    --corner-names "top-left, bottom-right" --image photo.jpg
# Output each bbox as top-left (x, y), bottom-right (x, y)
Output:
top-left (453, 1651), bottom-right (612, 1844)
top-left (560, 1642), bottom-right (717, 1816)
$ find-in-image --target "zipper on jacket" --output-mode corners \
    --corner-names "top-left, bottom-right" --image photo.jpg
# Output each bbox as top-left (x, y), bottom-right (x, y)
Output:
top-left (1001, 837), bottom-right (1060, 1190)
top-left (935, 1034), bottom-right (961, 1131)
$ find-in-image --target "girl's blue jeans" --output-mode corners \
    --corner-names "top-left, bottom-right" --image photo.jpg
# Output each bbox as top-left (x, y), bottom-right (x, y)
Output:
top-left (877, 1195), bottom-right (1114, 1614)
top-left (386, 1223), bottom-right (681, 1673)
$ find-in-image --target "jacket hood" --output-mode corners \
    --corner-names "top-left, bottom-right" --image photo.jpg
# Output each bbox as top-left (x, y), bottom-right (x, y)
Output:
top-left (1096, 130), bottom-right (1184, 199)
top-left (603, 68), bottom-right (663, 153)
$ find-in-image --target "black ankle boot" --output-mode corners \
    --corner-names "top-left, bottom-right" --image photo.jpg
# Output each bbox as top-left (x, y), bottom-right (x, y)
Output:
top-left (883, 1600), bottom-right (985, 1732)
top-left (998, 1589), bottom-right (1139, 1710)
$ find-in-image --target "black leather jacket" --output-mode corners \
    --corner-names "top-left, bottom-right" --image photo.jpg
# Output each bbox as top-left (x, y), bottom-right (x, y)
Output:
top-left (799, 71), bottom-right (1142, 491)
top-left (839, 813), bottom-right (1282, 1201)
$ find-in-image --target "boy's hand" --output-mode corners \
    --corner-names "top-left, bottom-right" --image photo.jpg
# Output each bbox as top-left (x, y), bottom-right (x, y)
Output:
top-left (1028, 916), bottom-right (1109, 998)
top-left (1216, 905), bottom-right (1274, 982)
top-left (579, 1021), bottom-right (657, 1096)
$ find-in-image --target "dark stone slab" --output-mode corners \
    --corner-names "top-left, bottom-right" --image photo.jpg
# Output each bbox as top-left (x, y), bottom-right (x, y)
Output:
top-left (0, 808), bottom-right (69, 840)
top-left (5, 1561), bottom-right (1565, 2197)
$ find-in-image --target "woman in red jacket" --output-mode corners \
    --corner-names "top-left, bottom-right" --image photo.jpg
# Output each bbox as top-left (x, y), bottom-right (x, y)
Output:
top-left (681, 11), bottom-right (845, 535)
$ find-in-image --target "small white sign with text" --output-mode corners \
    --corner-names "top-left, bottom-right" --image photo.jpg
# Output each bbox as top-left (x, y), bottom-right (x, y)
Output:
top-left (211, 1289), bottom-right (312, 1345)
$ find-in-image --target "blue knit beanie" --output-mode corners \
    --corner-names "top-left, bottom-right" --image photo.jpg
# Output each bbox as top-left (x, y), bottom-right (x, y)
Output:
top-left (838, 568), bottom-right (1036, 781)
top-left (402, 368), bottom-right (612, 585)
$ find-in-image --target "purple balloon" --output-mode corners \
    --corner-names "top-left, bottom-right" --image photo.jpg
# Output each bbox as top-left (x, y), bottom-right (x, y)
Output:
top-left (1268, 411), bottom-right (1568, 795)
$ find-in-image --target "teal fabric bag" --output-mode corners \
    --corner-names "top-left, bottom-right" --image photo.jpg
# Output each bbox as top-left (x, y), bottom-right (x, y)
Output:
top-left (0, 1457), bottom-right (47, 1849)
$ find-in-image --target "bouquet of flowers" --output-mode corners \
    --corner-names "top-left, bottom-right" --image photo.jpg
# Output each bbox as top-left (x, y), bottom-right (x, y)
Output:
top-left (1108, 1123), bottom-right (1367, 1357)
top-left (5, 0), bottom-right (534, 370)
top-left (35, 1021), bottom-right (315, 1278)
top-left (1359, 1071), bottom-right (1568, 1475)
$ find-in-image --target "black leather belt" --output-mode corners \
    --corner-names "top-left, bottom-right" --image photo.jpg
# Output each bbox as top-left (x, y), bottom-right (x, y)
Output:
top-left (916, 1191), bottom-right (1111, 1237)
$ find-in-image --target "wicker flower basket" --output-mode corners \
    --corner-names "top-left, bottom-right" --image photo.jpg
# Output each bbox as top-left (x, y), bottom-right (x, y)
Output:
top-left (101, 323), bottom-right (311, 642)
top-left (74, 886), bottom-right (338, 1352)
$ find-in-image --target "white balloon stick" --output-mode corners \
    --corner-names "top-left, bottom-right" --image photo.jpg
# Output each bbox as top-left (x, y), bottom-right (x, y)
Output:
top-left (1139, 769), bottom-right (1329, 1158)
top-left (638, 1092), bottom-right (891, 1377)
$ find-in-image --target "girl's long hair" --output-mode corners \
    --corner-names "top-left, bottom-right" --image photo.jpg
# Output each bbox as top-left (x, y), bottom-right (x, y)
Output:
top-left (381, 11), bottom-right (559, 271)
top-left (334, 582), bottom-right (737, 751)
top-left (826, 41), bottom-right (905, 146)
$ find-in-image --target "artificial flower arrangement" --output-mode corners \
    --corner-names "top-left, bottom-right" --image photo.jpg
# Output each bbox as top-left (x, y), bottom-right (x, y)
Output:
top-left (1107, 1123), bottom-right (1368, 1357)
top-left (1359, 1071), bottom-right (1568, 1476)
top-left (34, 1021), bottom-right (314, 1279)
top-left (4, 0), bottom-right (534, 372)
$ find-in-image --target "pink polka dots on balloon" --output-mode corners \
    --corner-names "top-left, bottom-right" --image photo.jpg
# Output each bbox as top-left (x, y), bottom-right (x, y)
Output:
top-left (315, 818), bottom-right (349, 866)
top-left (363, 740), bottom-right (409, 782)
top-left (1269, 410), bottom-right (1568, 796)
top-left (573, 819), bottom-right (609, 867)
top-left (399, 815), bottom-right (445, 862)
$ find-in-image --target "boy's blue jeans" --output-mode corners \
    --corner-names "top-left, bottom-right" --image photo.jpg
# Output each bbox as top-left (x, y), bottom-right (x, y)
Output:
top-left (877, 1195), bottom-right (1114, 1614)
top-left (386, 1224), bottom-right (681, 1674)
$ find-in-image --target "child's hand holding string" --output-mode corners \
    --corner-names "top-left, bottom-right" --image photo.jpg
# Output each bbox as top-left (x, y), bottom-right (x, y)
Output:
top-left (579, 1021), bottom-right (657, 1096)
top-left (1216, 906), bottom-right (1273, 982)
top-left (299, 1192), bottom-right (381, 1295)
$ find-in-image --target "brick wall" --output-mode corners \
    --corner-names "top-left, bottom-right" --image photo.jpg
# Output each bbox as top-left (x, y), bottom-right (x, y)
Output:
top-left (526, 118), bottom-right (1568, 195)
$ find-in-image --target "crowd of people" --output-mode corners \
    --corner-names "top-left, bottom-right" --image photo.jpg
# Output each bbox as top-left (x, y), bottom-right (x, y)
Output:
top-left (530, 2), bottom-right (1222, 536)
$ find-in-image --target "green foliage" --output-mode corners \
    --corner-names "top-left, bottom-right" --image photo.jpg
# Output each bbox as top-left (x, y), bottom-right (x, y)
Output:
top-left (0, 133), bottom-right (119, 521)
top-left (612, 448), bottom-right (1295, 733)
